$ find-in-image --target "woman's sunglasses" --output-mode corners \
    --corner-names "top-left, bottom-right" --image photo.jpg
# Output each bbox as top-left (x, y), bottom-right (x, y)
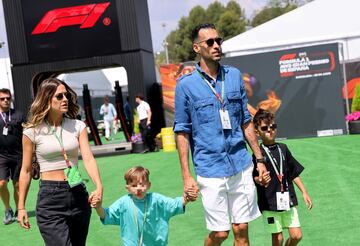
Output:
top-left (260, 124), bottom-right (277, 132)
top-left (197, 37), bottom-right (223, 47)
top-left (54, 92), bottom-right (71, 101)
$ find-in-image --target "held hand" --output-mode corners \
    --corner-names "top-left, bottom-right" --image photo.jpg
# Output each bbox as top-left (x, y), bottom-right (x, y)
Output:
top-left (89, 194), bottom-right (102, 208)
top-left (259, 171), bottom-right (271, 187)
top-left (89, 188), bottom-right (103, 208)
top-left (256, 163), bottom-right (267, 183)
top-left (185, 186), bottom-right (199, 202)
top-left (18, 209), bottom-right (30, 229)
top-left (184, 176), bottom-right (199, 202)
top-left (303, 192), bottom-right (313, 210)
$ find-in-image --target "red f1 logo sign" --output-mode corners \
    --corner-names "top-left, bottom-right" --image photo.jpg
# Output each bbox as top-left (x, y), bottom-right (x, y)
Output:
top-left (32, 2), bottom-right (110, 35)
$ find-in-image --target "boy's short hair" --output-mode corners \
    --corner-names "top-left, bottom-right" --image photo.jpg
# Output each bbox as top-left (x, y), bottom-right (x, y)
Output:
top-left (253, 109), bottom-right (275, 129)
top-left (124, 166), bottom-right (150, 184)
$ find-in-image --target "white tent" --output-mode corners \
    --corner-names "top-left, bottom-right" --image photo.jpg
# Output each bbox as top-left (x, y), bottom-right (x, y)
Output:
top-left (222, 0), bottom-right (360, 63)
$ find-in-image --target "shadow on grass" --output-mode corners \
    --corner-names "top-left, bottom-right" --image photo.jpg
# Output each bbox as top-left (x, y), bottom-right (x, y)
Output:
top-left (27, 210), bottom-right (36, 218)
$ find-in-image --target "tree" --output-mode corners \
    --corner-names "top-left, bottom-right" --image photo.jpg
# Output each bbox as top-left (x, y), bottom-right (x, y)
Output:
top-left (206, 1), bottom-right (226, 24)
top-left (251, 0), bottom-right (312, 27)
top-left (251, 4), bottom-right (297, 27)
top-left (164, 1), bottom-right (246, 63)
top-left (218, 1), bottom-right (246, 40)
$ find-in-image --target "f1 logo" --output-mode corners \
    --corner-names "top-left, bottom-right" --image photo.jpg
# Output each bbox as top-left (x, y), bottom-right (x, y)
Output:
top-left (32, 2), bottom-right (110, 35)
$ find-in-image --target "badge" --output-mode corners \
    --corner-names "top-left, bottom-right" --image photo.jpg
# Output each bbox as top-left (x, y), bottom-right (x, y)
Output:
top-left (2, 127), bottom-right (8, 136)
top-left (276, 191), bottom-right (290, 211)
top-left (219, 110), bottom-right (231, 129)
top-left (64, 162), bottom-right (83, 188)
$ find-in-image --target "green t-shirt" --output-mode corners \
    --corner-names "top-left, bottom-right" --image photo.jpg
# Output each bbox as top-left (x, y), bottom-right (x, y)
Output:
top-left (101, 193), bottom-right (184, 246)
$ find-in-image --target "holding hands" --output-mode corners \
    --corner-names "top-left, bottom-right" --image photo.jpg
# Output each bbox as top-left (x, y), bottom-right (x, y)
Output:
top-left (256, 163), bottom-right (271, 187)
top-left (88, 189), bottom-right (103, 208)
top-left (257, 171), bottom-right (271, 187)
top-left (183, 176), bottom-right (199, 203)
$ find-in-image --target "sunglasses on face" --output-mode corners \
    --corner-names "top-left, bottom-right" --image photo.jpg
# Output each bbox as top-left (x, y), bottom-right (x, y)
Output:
top-left (197, 37), bottom-right (223, 47)
top-left (54, 92), bottom-right (70, 101)
top-left (260, 124), bottom-right (277, 132)
top-left (0, 97), bottom-right (11, 101)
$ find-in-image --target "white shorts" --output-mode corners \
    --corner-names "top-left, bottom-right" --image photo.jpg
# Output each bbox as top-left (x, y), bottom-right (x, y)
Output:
top-left (197, 164), bottom-right (261, 232)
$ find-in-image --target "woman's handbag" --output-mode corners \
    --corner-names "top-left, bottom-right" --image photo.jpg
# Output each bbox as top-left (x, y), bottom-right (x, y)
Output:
top-left (31, 128), bottom-right (40, 180)
top-left (31, 152), bottom-right (40, 180)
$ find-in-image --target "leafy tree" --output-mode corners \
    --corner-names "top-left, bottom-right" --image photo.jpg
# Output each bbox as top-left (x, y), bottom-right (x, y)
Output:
top-left (206, 2), bottom-right (226, 24)
top-left (251, 4), bottom-right (297, 27)
top-left (164, 1), bottom-right (246, 63)
top-left (217, 11), bottom-right (246, 41)
top-left (218, 1), bottom-right (246, 40)
top-left (226, 0), bottom-right (243, 17)
top-left (251, 0), bottom-right (313, 27)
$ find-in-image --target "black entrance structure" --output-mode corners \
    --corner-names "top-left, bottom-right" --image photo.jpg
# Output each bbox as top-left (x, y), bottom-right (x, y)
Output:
top-left (3, 0), bottom-right (165, 136)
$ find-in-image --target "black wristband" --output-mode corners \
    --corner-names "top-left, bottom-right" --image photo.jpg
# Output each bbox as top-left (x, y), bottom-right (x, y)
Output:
top-left (256, 158), bottom-right (265, 163)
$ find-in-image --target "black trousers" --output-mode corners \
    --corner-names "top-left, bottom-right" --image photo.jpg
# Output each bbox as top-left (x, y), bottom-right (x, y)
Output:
top-left (36, 181), bottom-right (91, 246)
top-left (139, 118), bottom-right (156, 151)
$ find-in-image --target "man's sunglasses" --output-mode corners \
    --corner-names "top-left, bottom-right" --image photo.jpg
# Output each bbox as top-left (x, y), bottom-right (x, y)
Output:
top-left (197, 37), bottom-right (223, 47)
top-left (54, 92), bottom-right (71, 101)
top-left (0, 97), bottom-right (11, 101)
top-left (260, 124), bottom-right (277, 132)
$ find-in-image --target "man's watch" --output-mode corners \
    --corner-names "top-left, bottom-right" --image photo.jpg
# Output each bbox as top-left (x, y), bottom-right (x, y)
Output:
top-left (256, 158), bottom-right (266, 164)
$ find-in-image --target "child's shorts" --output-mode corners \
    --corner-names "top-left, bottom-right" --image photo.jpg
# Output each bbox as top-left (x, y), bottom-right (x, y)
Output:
top-left (262, 207), bottom-right (301, 233)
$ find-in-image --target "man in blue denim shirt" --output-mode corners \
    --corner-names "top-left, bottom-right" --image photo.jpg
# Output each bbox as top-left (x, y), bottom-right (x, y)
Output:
top-left (174, 23), bottom-right (269, 246)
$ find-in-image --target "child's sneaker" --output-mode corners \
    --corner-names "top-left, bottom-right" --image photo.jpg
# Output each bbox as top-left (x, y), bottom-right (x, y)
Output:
top-left (3, 208), bottom-right (14, 225)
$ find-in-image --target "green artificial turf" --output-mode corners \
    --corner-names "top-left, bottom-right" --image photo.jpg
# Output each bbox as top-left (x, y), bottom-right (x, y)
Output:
top-left (1, 135), bottom-right (359, 245)
top-left (89, 130), bottom-right (127, 146)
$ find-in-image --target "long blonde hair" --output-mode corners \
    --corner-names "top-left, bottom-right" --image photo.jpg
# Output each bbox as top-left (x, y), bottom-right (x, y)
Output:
top-left (23, 78), bottom-right (79, 128)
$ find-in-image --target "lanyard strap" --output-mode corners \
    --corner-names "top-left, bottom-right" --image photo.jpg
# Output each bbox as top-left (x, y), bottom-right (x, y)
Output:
top-left (196, 69), bottom-right (225, 109)
top-left (132, 198), bottom-right (147, 246)
top-left (46, 119), bottom-right (71, 169)
top-left (262, 144), bottom-right (286, 192)
top-left (0, 111), bottom-right (11, 126)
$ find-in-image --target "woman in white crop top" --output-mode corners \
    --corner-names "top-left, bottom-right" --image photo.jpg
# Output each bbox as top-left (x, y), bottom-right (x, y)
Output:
top-left (18, 78), bottom-right (103, 246)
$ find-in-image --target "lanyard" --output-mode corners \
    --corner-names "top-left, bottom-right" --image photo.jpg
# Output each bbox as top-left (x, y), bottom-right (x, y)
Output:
top-left (196, 69), bottom-right (225, 109)
top-left (131, 198), bottom-right (147, 246)
top-left (46, 119), bottom-right (71, 169)
top-left (0, 111), bottom-right (11, 126)
top-left (261, 144), bottom-right (286, 192)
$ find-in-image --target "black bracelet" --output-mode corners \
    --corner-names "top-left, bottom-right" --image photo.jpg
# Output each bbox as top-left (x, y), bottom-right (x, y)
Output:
top-left (256, 158), bottom-right (265, 163)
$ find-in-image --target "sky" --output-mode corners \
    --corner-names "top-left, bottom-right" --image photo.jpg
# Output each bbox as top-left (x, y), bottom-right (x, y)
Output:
top-left (147, 0), bottom-right (268, 52)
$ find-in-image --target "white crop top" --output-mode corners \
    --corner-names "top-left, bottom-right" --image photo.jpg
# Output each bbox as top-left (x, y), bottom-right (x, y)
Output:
top-left (23, 118), bottom-right (86, 172)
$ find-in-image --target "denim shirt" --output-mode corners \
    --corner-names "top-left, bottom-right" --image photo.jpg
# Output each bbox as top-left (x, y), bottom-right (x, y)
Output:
top-left (174, 63), bottom-right (252, 178)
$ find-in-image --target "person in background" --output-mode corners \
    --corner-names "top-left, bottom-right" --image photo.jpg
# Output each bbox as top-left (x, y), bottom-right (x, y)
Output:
top-left (18, 78), bottom-right (103, 246)
top-left (100, 95), bottom-right (117, 141)
top-left (0, 88), bottom-right (25, 225)
top-left (174, 23), bottom-right (269, 246)
top-left (124, 96), bottom-right (133, 136)
top-left (135, 94), bottom-right (156, 152)
top-left (252, 109), bottom-right (312, 246)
